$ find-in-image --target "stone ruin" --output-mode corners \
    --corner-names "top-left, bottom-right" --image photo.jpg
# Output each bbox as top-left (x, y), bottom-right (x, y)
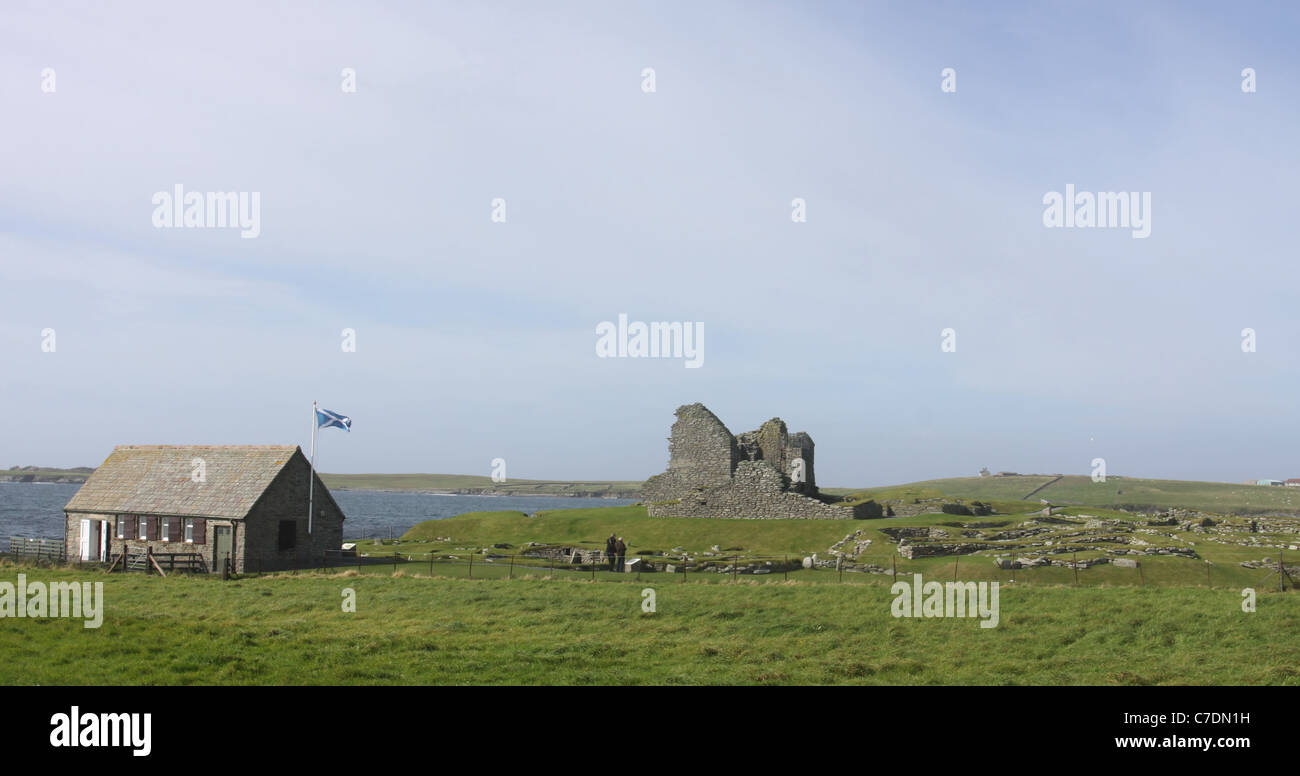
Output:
top-left (642, 403), bottom-right (875, 519)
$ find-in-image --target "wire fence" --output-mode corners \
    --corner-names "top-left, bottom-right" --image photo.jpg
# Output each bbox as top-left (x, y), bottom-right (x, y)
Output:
top-left (4, 537), bottom-right (1295, 591)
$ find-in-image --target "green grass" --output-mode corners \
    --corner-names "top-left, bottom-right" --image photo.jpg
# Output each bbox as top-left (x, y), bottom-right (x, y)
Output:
top-left (864, 475), bottom-right (1300, 515)
top-left (1, 564), bottom-right (1294, 685)
top-left (397, 504), bottom-right (868, 557)
top-left (366, 504), bottom-right (1298, 590)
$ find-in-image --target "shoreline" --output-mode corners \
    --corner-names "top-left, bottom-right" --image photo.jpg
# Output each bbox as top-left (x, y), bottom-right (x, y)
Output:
top-left (332, 487), bottom-right (640, 500)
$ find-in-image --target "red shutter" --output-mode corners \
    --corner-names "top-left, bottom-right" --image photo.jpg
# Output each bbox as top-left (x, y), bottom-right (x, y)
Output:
top-left (122, 515), bottom-right (135, 540)
top-left (146, 517), bottom-right (159, 541)
top-left (192, 518), bottom-right (207, 544)
top-left (168, 518), bottom-right (182, 542)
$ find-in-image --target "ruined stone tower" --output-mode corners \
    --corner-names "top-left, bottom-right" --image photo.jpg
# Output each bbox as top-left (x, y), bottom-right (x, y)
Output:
top-left (643, 403), bottom-right (872, 519)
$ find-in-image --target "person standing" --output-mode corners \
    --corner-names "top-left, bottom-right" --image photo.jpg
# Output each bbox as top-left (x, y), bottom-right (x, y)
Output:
top-left (615, 536), bottom-right (627, 573)
top-left (605, 534), bottom-right (618, 572)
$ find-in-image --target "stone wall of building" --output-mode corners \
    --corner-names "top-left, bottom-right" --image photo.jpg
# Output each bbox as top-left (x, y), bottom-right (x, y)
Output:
top-left (242, 453), bottom-right (345, 572)
top-left (664, 403), bottom-right (737, 488)
top-left (644, 403), bottom-right (868, 520)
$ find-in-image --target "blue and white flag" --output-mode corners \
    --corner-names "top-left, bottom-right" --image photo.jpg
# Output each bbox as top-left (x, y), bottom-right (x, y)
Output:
top-left (316, 408), bottom-right (352, 432)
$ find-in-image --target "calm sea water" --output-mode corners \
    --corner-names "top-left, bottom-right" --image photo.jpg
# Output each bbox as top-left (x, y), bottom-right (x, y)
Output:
top-left (0, 482), bottom-right (635, 541)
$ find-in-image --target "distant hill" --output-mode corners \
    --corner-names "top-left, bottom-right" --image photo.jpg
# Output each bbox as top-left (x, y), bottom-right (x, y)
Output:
top-left (13, 464), bottom-right (1300, 515)
top-left (318, 473), bottom-right (642, 499)
top-left (845, 474), bottom-right (1300, 516)
top-left (0, 466), bottom-right (93, 483)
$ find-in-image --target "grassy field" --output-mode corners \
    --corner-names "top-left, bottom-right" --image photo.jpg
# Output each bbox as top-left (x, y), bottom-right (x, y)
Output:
top-left (852, 475), bottom-right (1300, 515)
top-left (399, 504), bottom-right (862, 556)
top-left (1, 563), bottom-right (1295, 685)
top-left (344, 504), bottom-right (1297, 590)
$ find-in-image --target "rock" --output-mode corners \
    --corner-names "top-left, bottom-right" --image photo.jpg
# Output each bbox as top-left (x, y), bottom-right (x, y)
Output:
top-left (1113, 558), bottom-right (1139, 568)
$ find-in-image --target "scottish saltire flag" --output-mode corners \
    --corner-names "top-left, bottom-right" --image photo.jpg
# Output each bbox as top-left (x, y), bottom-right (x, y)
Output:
top-left (316, 408), bottom-right (352, 432)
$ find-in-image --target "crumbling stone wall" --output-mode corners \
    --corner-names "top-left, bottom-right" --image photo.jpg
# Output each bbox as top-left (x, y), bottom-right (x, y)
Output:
top-left (644, 403), bottom-right (866, 519)
top-left (664, 403), bottom-right (737, 488)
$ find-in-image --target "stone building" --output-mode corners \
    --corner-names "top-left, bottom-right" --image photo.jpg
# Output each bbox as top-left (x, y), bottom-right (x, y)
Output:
top-left (642, 403), bottom-right (875, 519)
top-left (63, 445), bottom-right (345, 573)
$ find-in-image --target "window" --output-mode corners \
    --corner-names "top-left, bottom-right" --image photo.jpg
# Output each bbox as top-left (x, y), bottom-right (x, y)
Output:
top-left (278, 520), bottom-right (296, 551)
top-left (116, 517), bottom-right (125, 539)
top-left (184, 518), bottom-right (194, 543)
top-left (160, 518), bottom-right (170, 542)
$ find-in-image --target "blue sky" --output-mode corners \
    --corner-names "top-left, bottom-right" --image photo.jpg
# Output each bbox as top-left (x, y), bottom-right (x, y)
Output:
top-left (2, 0), bottom-right (1298, 487)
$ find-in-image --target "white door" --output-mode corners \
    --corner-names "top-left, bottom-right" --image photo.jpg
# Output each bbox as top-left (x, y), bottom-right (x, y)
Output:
top-left (80, 519), bottom-right (96, 561)
top-left (99, 520), bottom-right (110, 561)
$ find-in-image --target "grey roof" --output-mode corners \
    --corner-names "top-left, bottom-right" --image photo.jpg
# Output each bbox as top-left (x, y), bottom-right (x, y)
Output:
top-left (64, 445), bottom-right (302, 519)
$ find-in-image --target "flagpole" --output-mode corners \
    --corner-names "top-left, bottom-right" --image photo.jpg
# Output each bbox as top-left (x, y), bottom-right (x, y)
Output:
top-left (308, 400), bottom-right (317, 535)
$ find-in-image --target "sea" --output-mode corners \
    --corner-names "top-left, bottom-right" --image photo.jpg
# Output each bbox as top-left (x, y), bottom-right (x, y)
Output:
top-left (0, 482), bottom-right (636, 542)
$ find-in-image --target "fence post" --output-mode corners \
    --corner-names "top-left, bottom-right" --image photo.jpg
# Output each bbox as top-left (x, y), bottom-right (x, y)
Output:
top-left (1138, 561), bottom-right (1144, 586)
top-left (468, 553), bottom-right (473, 579)
top-left (732, 556), bottom-right (737, 583)
top-left (321, 550), bottom-right (326, 574)
top-left (509, 553), bottom-right (515, 580)
top-left (838, 556), bottom-right (843, 583)
top-left (393, 551), bottom-right (398, 574)
top-left (952, 555), bottom-right (958, 583)
top-left (784, 555), bottom-right (788, 581)
top-left (1072, 552), bottom-right (1078, 585)
top-left (429, 552), bottom-right (434, 578)
top-left (1206, 560), bottom-right (1211, 588)
top-left (892, 553), bottom-right (897, 583)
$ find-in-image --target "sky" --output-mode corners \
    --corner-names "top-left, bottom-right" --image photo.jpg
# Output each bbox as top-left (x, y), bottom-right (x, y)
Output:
top-left (2, 0), bottom-right (1299, 487)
